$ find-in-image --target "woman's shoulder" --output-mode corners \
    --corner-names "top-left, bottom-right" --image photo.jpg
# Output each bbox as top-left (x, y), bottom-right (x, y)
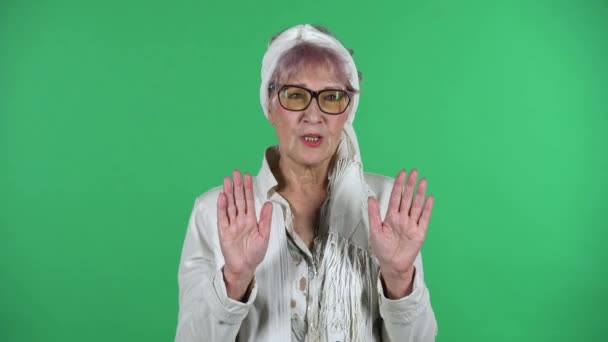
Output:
top-left (191, 185), bottom-right (224, 215)
top-left (363, 171), bottom-right (395, 195)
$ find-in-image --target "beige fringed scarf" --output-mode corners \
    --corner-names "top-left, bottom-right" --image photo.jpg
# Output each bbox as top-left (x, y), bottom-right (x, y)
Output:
top-left (259, 24), bottom-right (378, 342)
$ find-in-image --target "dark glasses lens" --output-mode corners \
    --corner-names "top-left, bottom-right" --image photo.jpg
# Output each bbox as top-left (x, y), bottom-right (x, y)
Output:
top-left (317, 89), bottom-right (350, 114)
top-left (279, 86), bottom-right (311, 111)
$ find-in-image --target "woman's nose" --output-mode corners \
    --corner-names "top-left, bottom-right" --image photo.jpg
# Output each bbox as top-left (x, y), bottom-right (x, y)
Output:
top-left (302, 99), bottom-right (324, 123)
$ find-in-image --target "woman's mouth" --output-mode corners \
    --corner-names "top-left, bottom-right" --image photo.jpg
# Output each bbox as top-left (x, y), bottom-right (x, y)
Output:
top-left (301, 135), bottom-right (323, 147)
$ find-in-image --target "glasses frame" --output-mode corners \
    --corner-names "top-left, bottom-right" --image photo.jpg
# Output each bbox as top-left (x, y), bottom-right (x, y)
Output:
top-left (268, 83), bottom-right (354, 115)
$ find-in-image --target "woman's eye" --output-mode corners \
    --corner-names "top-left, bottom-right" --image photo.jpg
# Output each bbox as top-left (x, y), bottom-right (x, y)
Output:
top-left (287, 92), bottom-right (304, 99)
top-left (324, 93), bottom-right (341, 101)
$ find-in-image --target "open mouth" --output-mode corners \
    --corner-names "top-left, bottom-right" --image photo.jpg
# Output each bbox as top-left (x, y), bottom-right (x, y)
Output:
top-left (301, 134), bottom-right (323, 147)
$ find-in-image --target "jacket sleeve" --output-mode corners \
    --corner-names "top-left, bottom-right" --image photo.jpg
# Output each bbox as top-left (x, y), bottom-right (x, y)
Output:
top-left (175, 194), bottom-right (258, 342)
top-left (378, 251), bottom-right (438, 341)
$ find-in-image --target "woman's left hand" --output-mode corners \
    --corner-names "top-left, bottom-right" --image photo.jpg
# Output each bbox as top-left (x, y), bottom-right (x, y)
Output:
top-left (367, 169), bottom-right (435, 298)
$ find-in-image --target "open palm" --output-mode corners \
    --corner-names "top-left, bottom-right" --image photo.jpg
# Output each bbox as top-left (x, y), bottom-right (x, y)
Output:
top-left (217, 169), bottom-right (273, 277)
top-left (368, 169), bottom-right (435, 276)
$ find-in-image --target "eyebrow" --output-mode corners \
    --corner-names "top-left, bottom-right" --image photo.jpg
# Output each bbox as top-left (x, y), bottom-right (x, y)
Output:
top-left (291, 83), bottom-right (344, 90)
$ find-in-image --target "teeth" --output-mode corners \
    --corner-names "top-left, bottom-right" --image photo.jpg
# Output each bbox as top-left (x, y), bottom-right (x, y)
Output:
top-left (304, 136), bottom-right (320, 142)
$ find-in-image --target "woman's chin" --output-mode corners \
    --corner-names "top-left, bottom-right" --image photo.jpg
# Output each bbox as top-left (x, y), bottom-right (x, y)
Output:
top-left (295, 152), bottom-right (331, 168)
top-left (280, 143), bottom-right (334, 168)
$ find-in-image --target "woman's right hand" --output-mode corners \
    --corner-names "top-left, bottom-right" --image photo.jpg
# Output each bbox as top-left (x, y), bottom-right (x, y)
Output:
top-left (216, 169), bottom-right (273, 301)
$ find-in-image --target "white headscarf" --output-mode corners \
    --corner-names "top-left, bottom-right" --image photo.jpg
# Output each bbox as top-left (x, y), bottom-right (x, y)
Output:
top-left (259, 24), bottom-right (376, 342)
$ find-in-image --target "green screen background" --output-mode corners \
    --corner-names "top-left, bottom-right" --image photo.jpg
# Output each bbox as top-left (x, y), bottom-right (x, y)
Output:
top-left (1, 0), bottom-right (607, 341)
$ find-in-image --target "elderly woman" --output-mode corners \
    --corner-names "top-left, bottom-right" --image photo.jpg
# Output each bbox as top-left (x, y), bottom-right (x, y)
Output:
top-left (175, 24), bottom-right (438, 342)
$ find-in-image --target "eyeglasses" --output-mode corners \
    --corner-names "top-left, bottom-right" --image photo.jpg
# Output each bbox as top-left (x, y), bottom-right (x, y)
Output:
top-left (268, 83), bottom-right (353, 115)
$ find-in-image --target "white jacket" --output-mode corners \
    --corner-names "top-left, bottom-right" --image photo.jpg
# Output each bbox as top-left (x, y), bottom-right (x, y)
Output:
top-left (175, 147), bottom-right (438, 341)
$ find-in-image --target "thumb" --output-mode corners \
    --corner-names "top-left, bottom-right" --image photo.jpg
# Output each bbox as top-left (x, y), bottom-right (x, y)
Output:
top-left (367, 196), bottom-right (383, 233)
top-left (258, 201), bottom-right (273, 241)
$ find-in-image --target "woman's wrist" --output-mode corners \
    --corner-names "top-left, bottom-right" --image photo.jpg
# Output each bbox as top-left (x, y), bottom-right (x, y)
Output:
top-left (223, 266), bottom-right (255, 302)
top-left (380, 266), bottom-right (415, 299)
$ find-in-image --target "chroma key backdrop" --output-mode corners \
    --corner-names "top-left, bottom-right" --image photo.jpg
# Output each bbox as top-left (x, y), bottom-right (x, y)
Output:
top-left (1, 0), bottom-right (607, 341)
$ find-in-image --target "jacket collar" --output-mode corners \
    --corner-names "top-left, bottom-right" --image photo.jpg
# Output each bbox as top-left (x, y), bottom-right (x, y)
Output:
top-left (255, 145), bottom-right (280, 199)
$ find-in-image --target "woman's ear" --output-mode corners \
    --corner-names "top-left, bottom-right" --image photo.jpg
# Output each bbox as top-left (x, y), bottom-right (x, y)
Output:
top-left (267, 100), bottom-right (276, 125)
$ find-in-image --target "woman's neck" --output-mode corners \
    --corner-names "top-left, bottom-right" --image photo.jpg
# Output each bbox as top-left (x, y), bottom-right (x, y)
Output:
top-left (274, 154), bottom-right (331, 196)
top-left (271, 152), bottom-right (335, 250)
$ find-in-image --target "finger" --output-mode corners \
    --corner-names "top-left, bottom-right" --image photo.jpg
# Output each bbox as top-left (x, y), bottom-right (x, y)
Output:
top-left (399, 168), bottom-right (418, 214)
top-left (367, 196), bottom-right (383, 233)
top-left (258, 201), bottom-right (273, 240)
top-left (223, 176), bottom-right (236, 222)
top-left (409, 177), bottom-right (427, 222)
top-left (244, 173), bottom-right (255, 217)
top-left (387, 170), bottom-right (406, 215)
top-left (233, 169), bottom-right (246, 216)
top-left (418, 194), bottom-right (434, 231)
top-left (217, 192), bottom-right (230, 229)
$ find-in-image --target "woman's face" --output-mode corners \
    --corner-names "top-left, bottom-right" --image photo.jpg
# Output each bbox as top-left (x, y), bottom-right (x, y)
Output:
top-left (268, 65), bottom-right (351, 170)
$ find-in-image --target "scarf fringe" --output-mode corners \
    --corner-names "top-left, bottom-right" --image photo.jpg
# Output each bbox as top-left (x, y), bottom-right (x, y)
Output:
top-left (307, 232), bottom-right (375, 342)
